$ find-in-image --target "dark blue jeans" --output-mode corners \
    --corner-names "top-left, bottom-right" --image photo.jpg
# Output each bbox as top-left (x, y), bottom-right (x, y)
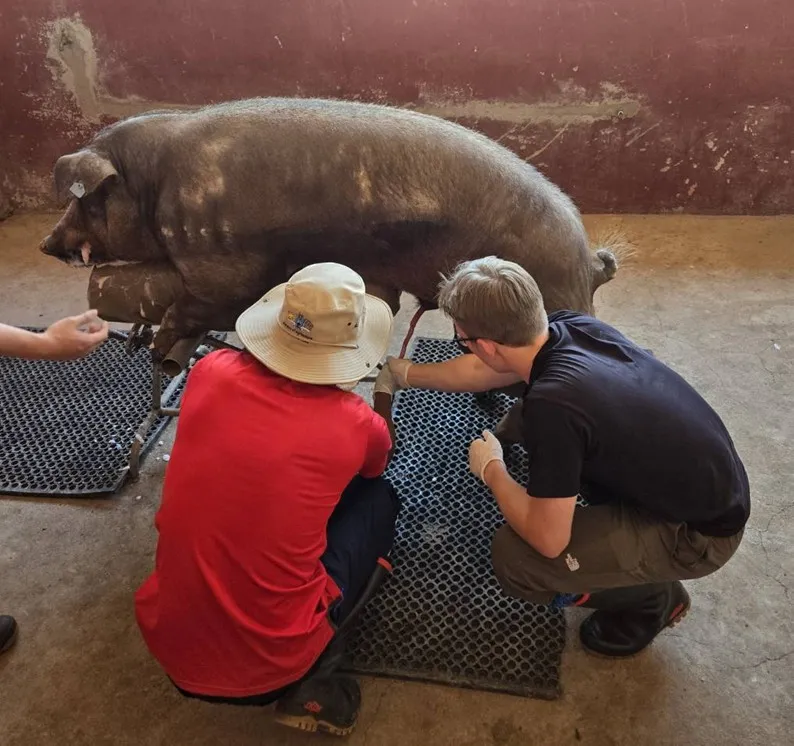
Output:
top-left (174, 475), bottom-right (400, 706)
top-left (322, 475), bottom-right (400, 626)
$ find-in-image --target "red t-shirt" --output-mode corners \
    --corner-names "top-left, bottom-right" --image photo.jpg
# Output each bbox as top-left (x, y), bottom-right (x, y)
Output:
top-left (134, 349), bottom-right (392, 697)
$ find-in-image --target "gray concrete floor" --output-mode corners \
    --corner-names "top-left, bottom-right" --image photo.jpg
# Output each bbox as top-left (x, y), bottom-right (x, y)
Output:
top-left (0, 213), bottom-right (792, 746)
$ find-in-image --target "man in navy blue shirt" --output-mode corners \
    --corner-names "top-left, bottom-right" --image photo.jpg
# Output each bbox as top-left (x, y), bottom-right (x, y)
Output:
top-left (375, 257), bottom-right (749, 657)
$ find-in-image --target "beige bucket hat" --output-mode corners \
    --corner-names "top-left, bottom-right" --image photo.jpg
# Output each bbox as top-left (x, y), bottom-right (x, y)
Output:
top-left (235, 262), bottom-right (394, 385)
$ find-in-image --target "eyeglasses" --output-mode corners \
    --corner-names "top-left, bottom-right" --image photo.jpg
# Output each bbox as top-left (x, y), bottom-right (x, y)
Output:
top-left (453, 331), bottom-right (480, 352)
top-left (453, 330), bottom-right (507, 352)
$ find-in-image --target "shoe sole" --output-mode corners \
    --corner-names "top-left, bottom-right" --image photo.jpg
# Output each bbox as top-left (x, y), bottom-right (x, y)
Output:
top-left (1, 624), bottom-right (18, 654)
top-left (581, 586), bottom-right (691, 660)
top-left (273, 712), bottom-right (356, 737)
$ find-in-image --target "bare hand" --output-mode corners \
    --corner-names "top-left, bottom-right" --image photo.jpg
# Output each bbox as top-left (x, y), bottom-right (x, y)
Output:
top-left (40, 310), bottom-right (109, 360)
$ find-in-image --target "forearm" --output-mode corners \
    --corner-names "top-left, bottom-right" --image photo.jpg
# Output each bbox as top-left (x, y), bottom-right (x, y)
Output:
top-left (0, 324), bottom-right (50, 360)
top-left (407, 354), bottom-right (522, 393)
top-left (373, 392), bottom-right (396, 466)
top-left (484, 463), bottom-right (569, 559)
top-left (484, 463), bottom-right (533, 542)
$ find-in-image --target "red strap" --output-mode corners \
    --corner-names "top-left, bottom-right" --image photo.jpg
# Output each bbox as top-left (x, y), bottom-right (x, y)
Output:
top-left (399, 306), bottom-right (426, 358)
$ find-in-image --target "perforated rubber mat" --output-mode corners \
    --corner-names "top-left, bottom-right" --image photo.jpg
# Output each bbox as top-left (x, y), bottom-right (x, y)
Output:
top-left (0, 329), bottom-right (184, 496)
top-left (344, 337), bottom-right (567, 699)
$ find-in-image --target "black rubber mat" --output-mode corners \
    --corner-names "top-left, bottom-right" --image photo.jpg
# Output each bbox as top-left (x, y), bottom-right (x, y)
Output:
top-left (344, 337), bottom-right (567, 699)
top-left (0, 329), bottom-right (184, 497)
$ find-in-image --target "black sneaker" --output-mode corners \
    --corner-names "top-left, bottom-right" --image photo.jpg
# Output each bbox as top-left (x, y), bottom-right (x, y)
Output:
top-left (274, 675), bottom-right (361, 736)
top-left (580, 581), bottom-right (690, 658)
top-left (1, 615), bottom-right (18, 653)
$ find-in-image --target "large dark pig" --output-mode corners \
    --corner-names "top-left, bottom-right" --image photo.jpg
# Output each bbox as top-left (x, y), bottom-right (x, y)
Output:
top-left (41, 97), bottom-right (620, 357)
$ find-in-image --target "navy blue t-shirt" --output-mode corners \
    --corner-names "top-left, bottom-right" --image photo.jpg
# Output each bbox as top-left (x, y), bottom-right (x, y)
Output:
top-left (522, 311), bottom-right (750, 537)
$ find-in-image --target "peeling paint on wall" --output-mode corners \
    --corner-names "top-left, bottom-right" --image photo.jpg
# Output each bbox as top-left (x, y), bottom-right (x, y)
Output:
top-left (42, 18), bottom-right (641, 129)
top-left (2, 1), bottom-right (793, 215)
top-left (0, 192), bottom-right (13, 221)
top-left (2, 170), bottom-right (52, 212)
top-left (415, 81), bottom-right (641, 125)
top-left (43, 15), bottom-right (194, 122)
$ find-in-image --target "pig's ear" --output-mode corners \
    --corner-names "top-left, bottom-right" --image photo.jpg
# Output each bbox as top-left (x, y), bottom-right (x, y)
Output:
top-left (54, 150), bottom-right (118, 204)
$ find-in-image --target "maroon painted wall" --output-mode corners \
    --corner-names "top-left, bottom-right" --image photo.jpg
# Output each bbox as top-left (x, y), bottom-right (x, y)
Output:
top-left (1, 0), bottom-right (792, 214)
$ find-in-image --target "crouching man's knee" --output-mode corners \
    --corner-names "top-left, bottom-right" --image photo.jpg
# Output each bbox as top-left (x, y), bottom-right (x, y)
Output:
top-left (491, 524), bottom-right (557, 605)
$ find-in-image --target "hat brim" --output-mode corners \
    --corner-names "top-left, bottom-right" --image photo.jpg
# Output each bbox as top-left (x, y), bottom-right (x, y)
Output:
top-left (235, 283), bottom-right (394, 385)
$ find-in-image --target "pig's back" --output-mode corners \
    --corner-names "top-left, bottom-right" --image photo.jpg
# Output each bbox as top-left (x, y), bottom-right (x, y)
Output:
top-left (103, 98), bottom-right (582, 239)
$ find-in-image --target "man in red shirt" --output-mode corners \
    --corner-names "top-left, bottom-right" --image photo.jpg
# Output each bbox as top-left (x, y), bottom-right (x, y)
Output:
top-left (135, 263), bottom-right (400, 736)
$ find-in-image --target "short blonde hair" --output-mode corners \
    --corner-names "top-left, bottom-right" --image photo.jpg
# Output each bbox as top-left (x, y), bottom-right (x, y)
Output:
top-left (437, 256), bottom-right (548, 346)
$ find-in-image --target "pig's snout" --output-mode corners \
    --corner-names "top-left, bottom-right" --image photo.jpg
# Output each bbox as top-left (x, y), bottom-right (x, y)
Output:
top-left (39, 233), bottom-right (72, 261)
top-left (40, 235), bottom-right (60, 257)
top-left (39, 233), bottom-right (95, 267)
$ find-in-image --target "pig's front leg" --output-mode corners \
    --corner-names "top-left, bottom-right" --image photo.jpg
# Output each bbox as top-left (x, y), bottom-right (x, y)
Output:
top-left (152, 294), bottom-right (255, 359)
top-left (151, 302), bottom-right (211, 360)
top-left (152, 257), bottom-right (291, 358)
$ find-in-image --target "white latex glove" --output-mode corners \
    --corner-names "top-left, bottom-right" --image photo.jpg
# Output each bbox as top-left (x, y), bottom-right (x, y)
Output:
top-left (386, 356), bottom-right (413, 389)
top-left (373, 364), bottom-right (396, 396)
top-left (468, 430), bottom-right (505, 483)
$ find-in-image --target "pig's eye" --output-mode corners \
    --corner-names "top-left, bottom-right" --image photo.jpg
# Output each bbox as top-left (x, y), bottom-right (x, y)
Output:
top-left (83, 199), bottom-right (105, 221)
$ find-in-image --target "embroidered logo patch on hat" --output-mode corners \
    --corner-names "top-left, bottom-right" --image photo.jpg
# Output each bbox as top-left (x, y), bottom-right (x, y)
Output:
top-left (285, 311), bottom-right (314, 338)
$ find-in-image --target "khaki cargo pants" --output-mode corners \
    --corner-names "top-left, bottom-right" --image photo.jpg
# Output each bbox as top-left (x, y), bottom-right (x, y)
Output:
top-left (491, 501), bottom-right (744, 605)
